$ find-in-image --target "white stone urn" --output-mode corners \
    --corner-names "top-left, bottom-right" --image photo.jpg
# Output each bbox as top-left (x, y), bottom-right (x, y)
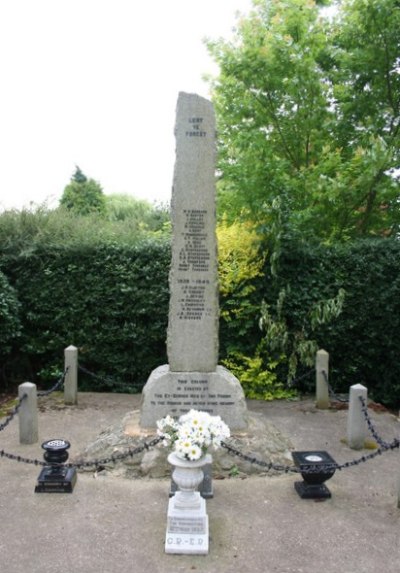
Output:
top-left (168, 452), bottom-right (212, 510)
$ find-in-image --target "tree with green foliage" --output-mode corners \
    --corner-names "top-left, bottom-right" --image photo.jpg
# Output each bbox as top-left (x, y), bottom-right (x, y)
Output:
top-left (104, 193), bottom-right (170, 232)
top-left (60, 166), bottom-right (106, 215)
top-left (260, 284), bottom-right (346, 382)
top-left (71, 165), bottom-right (88, 183)
top-left (207, 0), bottom-right (400, 242)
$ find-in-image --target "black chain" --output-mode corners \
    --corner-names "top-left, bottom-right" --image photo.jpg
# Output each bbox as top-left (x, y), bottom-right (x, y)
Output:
top-left (358, 395), bottom-right (399, 449)
top-left (0, 394), bottom-right (27, 432)
top-left (0, 368), bottom-right (67, 434)
top-left (322, 369), bottom-right (349, 403)
top-left (0, 436), bottom-right (163, 469)
top-left (221, 441), bottom-right (300, 473)
top-left (78, 364), bottom-right (144, 392)
top-left (221, 436), bottom-right (399, 474)
top-left (0, 449), bottom-right (46, 466)
top-left (37, 368), bottom-right (69, 397)
top-left (67, 436), bottom-right (163, 469)
top-left (2, 366), bottom-right (399, 476)
top-left (287, 368), bottom-right (315, 388)
top-left (335, 442), bottom-right (399, 470)
top-left (1, 431), bottom-right (399, 474)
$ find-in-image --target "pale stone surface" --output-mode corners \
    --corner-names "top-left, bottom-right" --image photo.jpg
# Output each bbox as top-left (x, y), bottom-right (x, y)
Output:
top-left (347, 383), bottom-right (368, 450)
top-left (75, 410), bottom-right (293, 479)
top-left (64, 345), bottom-right (78, 405)
top-left (165, 495), bottom-right (209, 554)
top-left (18, 382), bottom-right (38, 445)
top-left (398, 466), bottom-right (400, 509)
top-left (316, 349), bottom-right (329, 409)
top-left (140, 92), bottom-right (248, 429)
top-left (140, 365), bottom-right (247, 429)
top-left (167, 92), bottom-right (218, 372)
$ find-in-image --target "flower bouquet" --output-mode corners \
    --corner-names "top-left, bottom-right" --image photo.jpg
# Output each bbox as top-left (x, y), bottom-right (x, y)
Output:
top-left (157, 409), bottom-right (230, 461)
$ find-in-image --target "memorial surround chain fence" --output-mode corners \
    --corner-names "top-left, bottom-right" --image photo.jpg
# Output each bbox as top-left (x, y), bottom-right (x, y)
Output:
top-left (78, 364), bottom-right (144, 394)
top-left (80, 361), bottom-right (317, 399)
top-left (0, 393), bottom-right (27, 432)
top-left (322, 369), bottom-right (349, 404)
top-left (2, 342), bottom-right (399, 469)
top-left (0, 358), bottom-right (399, 478)
top-left (358, 395), bottom-right (394, 449)
top-left (1, 92), bottom-right (399, 554)
top-left (0, 383), bottom-right (400, 473)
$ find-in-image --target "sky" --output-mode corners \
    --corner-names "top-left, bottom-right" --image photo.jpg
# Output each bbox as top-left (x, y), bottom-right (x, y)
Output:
top-left (0, 0), bottom-right (254, 211)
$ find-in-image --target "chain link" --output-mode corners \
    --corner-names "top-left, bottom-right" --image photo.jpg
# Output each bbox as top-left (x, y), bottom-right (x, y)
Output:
top-left (322, 369), bottom-right (349, 403)
top-left (0, 449), bottom-right (46, 466)
top-left (78, 364), bottom-right (144, 393)
top-left (66, 436), bottom-right (163, 469)
top-left (287, 368), bottom-right (315, 388)
top-left (221, 441), bottom-right (300, 473)
top-left (1, 430), bottom-right (398, 474)
top-left (358, 395), bottom-right (399, 449)
top-left (0, 394), bottom-right (27, 432)
top-left (221, 435), bottom-right (399, 474)
top-left (1, 366), bottom-right (399, 475)
top-left (0, 368), bottom-right (68, 434)
top-left (37, 368), bottom-right (69, 397)
top-left (0, 436), bottom-right (163, 469)
top-left (334, 443), bottom-right (399, 470)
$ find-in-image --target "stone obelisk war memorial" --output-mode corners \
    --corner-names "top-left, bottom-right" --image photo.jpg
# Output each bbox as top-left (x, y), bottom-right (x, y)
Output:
top-left (82, 93), bottom-right (292, 475)
top-left (140, 92), bottom-right (248, 431)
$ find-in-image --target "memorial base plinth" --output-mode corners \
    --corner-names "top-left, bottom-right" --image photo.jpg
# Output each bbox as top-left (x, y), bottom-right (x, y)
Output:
top-left (140, 364), bottom-right (248, 431)
top-left (165, 452), bottom-right (210, 554)
top-left (35, 466), bottom-right (77, 493)
top-left (294, 481), bottom-right (332, 499)
top-left (165, 494), bottom-right (209, 555)
top-left (292, 451), bottom-right (336, 500)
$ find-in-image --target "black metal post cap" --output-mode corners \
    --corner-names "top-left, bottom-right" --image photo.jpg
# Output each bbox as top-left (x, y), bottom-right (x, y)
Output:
top-left (42, 439), bottom-right (71, 465)
top-left (42, 439), bottom-right (71, 451)
top-left (35, 438), bottom-right (77, 493)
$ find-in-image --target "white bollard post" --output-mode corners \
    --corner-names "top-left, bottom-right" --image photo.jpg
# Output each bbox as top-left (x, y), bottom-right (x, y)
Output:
top-left (398, 467), bottom-right (400, 509)
top-left (64, 345), bottom-right (78, 405)
top-left (316, 349), bottom-right (330, 409)
top-left (347, 383), bottom-right (368, 450)
top-left (398, 429), bottom-right (400, 509)
top-left (18, 382), bottom-right (38, 444)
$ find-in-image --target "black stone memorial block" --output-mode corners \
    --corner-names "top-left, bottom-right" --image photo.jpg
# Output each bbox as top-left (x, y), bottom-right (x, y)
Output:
top-left (35, 439), bottom-right (77, 493)
top-left (292, 451), bottom-right (336, 499)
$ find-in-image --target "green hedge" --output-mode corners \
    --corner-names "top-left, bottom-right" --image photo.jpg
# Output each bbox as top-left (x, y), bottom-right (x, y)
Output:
top-left (263, 239), bottom-right (400, 407)
top-left (1, 232), bottom-right (399, 407)
top-left (0, 271), bottom-right (21, 357)
top-left (0, 240), bottom-right (170, 392)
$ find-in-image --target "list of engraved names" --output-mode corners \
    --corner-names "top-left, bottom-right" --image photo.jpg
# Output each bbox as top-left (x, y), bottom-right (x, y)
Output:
top-left (176, 116), bottom-right (213, 323)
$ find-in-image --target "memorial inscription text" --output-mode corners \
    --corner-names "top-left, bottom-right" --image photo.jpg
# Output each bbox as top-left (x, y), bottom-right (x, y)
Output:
top-left (185, 116), bottom-right (206, 137)
top-left (176, 207), bottom-right (212, 321)
top-left (149, 376), bottom-right (235, 415)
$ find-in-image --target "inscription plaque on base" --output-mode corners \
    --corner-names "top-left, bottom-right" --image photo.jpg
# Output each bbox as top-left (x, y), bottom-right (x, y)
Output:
top-left (140, 365), bottom-right (247, 430)
top-left (165, 494), bottom-right (209, 555)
